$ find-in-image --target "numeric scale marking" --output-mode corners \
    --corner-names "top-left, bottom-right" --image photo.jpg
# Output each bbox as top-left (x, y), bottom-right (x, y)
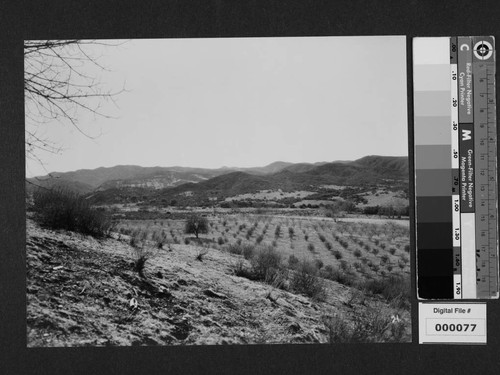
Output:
top-left (413, 36), bottom-right (498, 300)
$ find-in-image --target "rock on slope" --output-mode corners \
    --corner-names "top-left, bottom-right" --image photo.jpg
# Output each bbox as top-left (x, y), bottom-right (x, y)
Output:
top-left (26, 220), bottom-right (409, 346)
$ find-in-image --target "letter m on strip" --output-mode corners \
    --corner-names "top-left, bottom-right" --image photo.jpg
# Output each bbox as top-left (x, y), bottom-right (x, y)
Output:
top-left (462, 129), bottom-right (472, 141)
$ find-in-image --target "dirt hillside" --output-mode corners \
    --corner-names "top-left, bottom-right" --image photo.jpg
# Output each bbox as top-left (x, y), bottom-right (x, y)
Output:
top-left (26, 219), bottom-right (409, 346)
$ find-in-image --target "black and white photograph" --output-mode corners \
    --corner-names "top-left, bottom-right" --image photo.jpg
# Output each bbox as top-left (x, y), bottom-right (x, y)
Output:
top-left (25, 36), bottom-right (411, 346)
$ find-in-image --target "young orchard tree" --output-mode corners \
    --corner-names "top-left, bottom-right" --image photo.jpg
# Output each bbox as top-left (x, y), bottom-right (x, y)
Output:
top-left (185, 214), bottom-right (209, 239)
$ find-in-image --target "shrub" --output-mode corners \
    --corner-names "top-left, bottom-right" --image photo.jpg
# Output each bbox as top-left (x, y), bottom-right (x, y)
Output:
top-left (242, 243), bottom-right (256, 260)
top-left (333, 250), bottom-right (342, 260)
top-left (184, 214), bottom-right (209, 238)
top-left (323, 315), bottom-right (352, 343)
top-left (324, 308), bottom-right (407, 343)
top-left (389, 247), bottom-right (397, 255)
top-left (152, 229), bottom-right (167, 249)
top-left (339, 260), bottom-right (349, 271)
top-left (250, 245), bottom-right (283, 280)
top-left (195, 247), bottom-right (209, 261)
top-left (318, 234), bottom-right (326, 242)
top-left (232, 259), bottom-right (253, 278)
top-left (353, 249), bottom-right (362, 258)
top-left (255, 234), bottom-right (264, 244)
top-left (325, 241), bottom-right (333, 251)
top-left (130, 240), bottom-right (157, 278)
top-left (274, 225), bottom-right (281, 238)
top-left (226, 243), bottom-right (243, 255)
top-left (32, 188), bottom-right (111, 238)
top-left (129, 232), bottom-right (140, 248)
top-left (360, 275), bottom-right (410, 309)
top-left (184, 237), bottom-right (190, 245)
top-left (288, 227), bottom-right (294, 238)
top-left (321, 265), bottom-right (355, 286)
top-left (217, 237), bottom-right (224, 245)
top-left (350, 308), bottom-right (394, 342)
top-left (290, 260), bottom-right (326, 301)
top-left (288, 254), bottom-right (299, 268)
top-left (307, 243), bottom-right (315, 252)
top-left (225, 242), bottom-right (255, 260)
top-left (404, 244), bottom-right (410, 253)
top-left (304, 234), bottom-right (309, 241)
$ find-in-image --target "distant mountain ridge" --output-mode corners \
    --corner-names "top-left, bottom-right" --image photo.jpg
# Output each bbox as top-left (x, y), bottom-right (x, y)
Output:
top-left (27, 156), bottom-right (408, 200)
top-left (27, 165), bottom-right (231, 194)
top-left (165, 155), bottom-right (408, 196)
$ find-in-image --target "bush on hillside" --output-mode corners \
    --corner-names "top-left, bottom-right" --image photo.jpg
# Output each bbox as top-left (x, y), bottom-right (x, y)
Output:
top-left (360, 274), bottom-right (410, 309)
top-left (290, 259), bottom-right (327, 301)
top-left (250, 245), bottom-right (283, 280)
top-left (32, 188), bottom-right (111, 238)
top-left (321, 265), bottom-right (356, 287)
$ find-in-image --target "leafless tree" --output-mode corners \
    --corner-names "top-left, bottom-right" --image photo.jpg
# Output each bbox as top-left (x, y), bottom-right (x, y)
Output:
top-left (24, 39), bottom-right (125, 174)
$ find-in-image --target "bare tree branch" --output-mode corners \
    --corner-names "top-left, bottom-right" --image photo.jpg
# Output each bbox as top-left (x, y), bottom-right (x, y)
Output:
top-left (24, 39), bottom-right (127, 174)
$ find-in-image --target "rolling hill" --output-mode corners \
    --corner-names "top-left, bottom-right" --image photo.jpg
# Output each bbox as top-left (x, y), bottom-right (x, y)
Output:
top-left (27, 156), bottom-right (408, 206)
top-left (26, 161), bottom-right (302, 195)
top-left (26, 165), bottom-right (233, 194)
top-left (80, 156), bottom-right (408, 205)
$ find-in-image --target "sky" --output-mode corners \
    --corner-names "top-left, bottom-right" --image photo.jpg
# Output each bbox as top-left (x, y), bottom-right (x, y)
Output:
top-left (25, 36), bottom-right (408, 177)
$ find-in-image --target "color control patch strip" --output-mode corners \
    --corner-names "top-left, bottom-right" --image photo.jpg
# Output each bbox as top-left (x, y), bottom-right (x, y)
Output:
top-left (413, 37), bottom-right (498, 300)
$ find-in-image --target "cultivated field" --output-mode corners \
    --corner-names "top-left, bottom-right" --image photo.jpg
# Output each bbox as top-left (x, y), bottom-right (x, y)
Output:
top-left (115, 213), bottom-right (410, 282)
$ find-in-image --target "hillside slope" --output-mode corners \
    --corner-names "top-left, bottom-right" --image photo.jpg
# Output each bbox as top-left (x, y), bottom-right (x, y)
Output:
top-left (26, 219), bottom-right (409, 346)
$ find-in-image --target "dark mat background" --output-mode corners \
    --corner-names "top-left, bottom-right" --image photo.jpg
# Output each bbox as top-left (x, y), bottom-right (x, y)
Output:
top-left (1, 1), bottom-right (499, 374)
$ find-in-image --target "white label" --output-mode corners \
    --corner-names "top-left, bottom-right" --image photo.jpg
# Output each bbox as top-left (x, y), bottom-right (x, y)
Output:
top-left (419, 302), bottom-right (486, 344)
